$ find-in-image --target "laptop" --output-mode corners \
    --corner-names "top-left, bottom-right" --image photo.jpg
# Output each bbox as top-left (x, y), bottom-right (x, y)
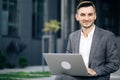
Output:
top-left (43, 53), bottom-right (89, 76)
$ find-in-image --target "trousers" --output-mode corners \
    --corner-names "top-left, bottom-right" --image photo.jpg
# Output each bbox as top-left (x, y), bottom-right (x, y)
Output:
top-left (55, 74), bottom-right (110, 80)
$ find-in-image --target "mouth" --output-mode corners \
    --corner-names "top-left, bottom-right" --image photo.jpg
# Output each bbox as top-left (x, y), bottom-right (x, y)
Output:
top-left (83, 21), bottom-right (90, 24)
top-left (83, 22), bottom-right (90, 26)
top-left (82, 21), bottom-right (93, 28)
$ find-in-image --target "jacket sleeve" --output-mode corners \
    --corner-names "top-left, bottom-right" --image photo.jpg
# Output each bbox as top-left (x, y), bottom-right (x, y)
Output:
top-left (94, 33), bottom-right (120, 76)
top-left (66, 34), bottom-right (72, 53)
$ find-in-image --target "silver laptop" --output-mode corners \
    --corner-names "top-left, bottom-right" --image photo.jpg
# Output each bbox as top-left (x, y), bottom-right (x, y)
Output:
top-left (43, 53), bottom-right (89, 76)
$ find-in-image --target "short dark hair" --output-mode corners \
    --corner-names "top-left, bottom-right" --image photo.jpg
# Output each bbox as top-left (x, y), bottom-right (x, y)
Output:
top-left (76, 1), bottom-right (96, 13)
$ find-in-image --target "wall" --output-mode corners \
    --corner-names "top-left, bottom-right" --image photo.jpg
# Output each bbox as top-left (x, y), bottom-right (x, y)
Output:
top-left (0, 0), bottom-right (2, 49)
top-left (17, 0), bottom-right (33, 66)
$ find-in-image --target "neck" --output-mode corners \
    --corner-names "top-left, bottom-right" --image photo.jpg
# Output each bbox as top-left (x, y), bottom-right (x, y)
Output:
top-left (82, 25), bottom-right (94, 37)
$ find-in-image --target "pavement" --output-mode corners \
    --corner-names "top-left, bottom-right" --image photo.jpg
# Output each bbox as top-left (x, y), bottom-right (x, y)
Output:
top-left (0, 66), bottom-right (120, 80)
top-left (111, 69), bottom-right (120, 80)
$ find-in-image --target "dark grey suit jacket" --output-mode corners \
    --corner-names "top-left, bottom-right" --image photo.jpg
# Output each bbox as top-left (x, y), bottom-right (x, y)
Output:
top-left (66, 26), bottom-right (120, 80)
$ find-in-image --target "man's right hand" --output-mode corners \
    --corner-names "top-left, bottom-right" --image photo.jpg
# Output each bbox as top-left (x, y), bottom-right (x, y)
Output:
top-left (87, 68), bottom-right (97, 76)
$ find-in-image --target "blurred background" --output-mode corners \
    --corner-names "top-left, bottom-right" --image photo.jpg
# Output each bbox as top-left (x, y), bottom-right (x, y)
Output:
top-left (0, 0), bottom-right (120, 68)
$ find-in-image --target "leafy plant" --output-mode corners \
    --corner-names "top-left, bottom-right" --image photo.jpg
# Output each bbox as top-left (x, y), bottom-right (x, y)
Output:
top-left (6, 41), bottom-right (27, 55)
top-left (19, 57), bottom-right (27, 68)
top-left (0, 58), bottom-right (6, 69)
top-left (42, 20), bottom-right (60, 34)
top-left (6, 41), bottom-right (17, 54)
top-left (5, 40), bottom-right (27, 68)
top-left (0, 50), bottom-right (6, 69)
top-left (6, 63), bottom-right (16, 68)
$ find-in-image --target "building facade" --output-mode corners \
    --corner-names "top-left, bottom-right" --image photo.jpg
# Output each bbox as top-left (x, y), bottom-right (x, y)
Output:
top-left (0, 0), bottom-right (120, 67)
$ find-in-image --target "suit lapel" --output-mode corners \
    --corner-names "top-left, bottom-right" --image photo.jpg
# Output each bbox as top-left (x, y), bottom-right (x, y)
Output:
top-left (88, 27), bottom-right (102, 67)
top-left (75, 30), bottom-right (81, 53)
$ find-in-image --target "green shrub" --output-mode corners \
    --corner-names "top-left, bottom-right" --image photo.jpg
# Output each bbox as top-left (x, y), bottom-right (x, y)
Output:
top-left (19, 57), bottom-right (27, 68)
top-left (42, 20), bottom-right (60, 34)
top-left (0, 50), bottom-right (6, 69)
top-left (6, 63), bottom-right (16, 68)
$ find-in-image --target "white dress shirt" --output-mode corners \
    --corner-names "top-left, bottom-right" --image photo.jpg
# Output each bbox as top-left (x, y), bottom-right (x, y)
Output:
top-left (79, 26), bottom-right (95, 68)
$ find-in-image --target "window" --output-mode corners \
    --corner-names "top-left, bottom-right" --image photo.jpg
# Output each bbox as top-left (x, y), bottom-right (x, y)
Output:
top-left (2, 0), bottom-right (18, 36)
top-left (32, 0), bottom-right (44, 39)
top-left (99, 0), bottom-right (119, 36)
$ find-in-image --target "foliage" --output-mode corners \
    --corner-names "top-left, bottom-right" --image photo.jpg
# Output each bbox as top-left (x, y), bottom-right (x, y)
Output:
top-left (5, 40), bottom-right (27, 68)
top-left (6, 63), bottom-right (16, 68)
top-left (6, 41), bottom-right (27, 55)
top-left (0, 50), bottom-right (6, 69)
top-left (18, 42), bottom-right (27, 53)
top-left (0, 71), bottom-right (51, 80)
top-left (19, 57), bottom-right (27, 68)
top-left (6, 41), bottom-right (17, 54)
top-left (42, 20), bottom-right (60, 34)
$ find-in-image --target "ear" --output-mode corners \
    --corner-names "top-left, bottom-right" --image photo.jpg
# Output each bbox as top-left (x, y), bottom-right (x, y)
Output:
top-left (75, 14), bottom-right (79, 21)
top-left (94, 12), bottom-right (97, 20)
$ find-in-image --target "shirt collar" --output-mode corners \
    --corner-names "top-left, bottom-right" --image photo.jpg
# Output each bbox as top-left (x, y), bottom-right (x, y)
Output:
top-left (81, 25), bottom-right (95, 38)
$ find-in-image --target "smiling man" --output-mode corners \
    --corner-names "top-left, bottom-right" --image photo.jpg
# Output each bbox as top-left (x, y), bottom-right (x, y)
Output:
top-left (55, 1), bottom-right (120, 80)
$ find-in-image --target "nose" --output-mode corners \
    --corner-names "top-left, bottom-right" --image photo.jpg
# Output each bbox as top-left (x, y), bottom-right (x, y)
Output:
top-left (84, 16), bottom-right (89, 20)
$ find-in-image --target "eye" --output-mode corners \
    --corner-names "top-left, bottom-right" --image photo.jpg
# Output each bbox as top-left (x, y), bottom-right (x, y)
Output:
top-left (80, 13), bottom-right (85, 16)
top-left (88, 13), bottom-right (93, 16)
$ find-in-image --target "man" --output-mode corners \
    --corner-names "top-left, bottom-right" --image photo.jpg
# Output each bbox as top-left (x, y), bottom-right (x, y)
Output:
top-left (55, 1), bottom-right (120, 80)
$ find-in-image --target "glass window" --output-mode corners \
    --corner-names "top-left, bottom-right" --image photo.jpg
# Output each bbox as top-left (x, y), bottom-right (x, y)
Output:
top-left (8, 5), bottom-right (17, 23)
top-left (8, 25), bottom-right (18, 36)
top-left (3, 0), bottom-right (8, 10)
top-left (32, 0), bottom-right (61, 39)
top-left (2, 0), bottom-right (18, 36)
top-left (32, 0), bottom-right (44, 39)
top-left (9, 0), bottom-right (17, 3)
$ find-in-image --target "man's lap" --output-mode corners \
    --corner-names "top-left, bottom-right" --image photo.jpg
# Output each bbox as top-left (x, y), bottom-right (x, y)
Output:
top-left (55, 74), bottom-right (77, 80)
top-left (55, 74), bottom-right (109, 80)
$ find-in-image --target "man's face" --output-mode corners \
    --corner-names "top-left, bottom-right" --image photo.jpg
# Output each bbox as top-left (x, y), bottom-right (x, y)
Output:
top-left (76, 6), bottom-right (96, 29)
